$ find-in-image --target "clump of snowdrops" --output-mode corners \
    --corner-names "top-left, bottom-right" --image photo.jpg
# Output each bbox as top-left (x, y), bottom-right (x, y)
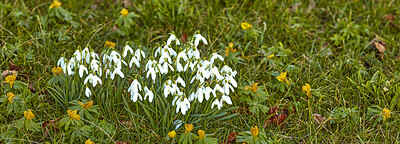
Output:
top-left (51, 31), bottom-right (238, 135)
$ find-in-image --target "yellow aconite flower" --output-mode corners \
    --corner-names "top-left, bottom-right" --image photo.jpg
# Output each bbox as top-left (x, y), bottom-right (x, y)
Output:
top-left (224, 42), bottom-right (237, 56)
top-left (276, 71), bottom-right (290, 85)
top-left (79, 100), bottom-right (93, 109)
top-left (185, 124), bottom-right (194, 133)
top-left (52, 67), bottom-right (63, 75)
top-left (49, 0), bottom-right (61, 9)
top-left (168, 130), bottom-right (176, 138)
top-left (7, 93), bottom-right (15, 103)
top-left (3, 74), bottom-right (16, 88)
top-left (382, 108), bottom-right (391, 122)
top-left (85, 139), bottom-right (95, 144)
top-left (250, 126), bottom-right (259, 137)
top-left (105, 41), bottom-right (116, 48)
top-left (198, 130), bottom-right (205, 139)
top-left (241, 22), bottom-right (252, 30)
top-left (67, 109), bottom-right (81, 120)
top-left (245, 83), bottom-right (258, 93)
top-left (302, 83), bottom-right (312, 97)
top-left (24, 110), bottom-right (35, 120)
top-left (120, 8), bottom-right (129, 17)
top-left (268, 54), bottom-right (274, 59)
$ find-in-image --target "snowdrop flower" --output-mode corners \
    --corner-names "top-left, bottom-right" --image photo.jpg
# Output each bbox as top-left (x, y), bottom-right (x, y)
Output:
top-left (223, 80), bottom-right (234, 95)
top-left (144, 86), bottom-right (154, 103)
top-left (176, 98), bottom-right (190, 115)
top-left (204, 86), bottom-right (214, 100)
top-left (90, 51), bottom-right (99, 60)
top-left (84, 74), bottom-right (102, 87)
top-left (167, 34), bottom-right (180, 46)
top-left (82, 47), bottom-right (91, 64)
top-left (196, 86), bottom-right (204, 103)
top-left (194, 34), bottom-right (208, 48)
top-left (85, 87), bottom-right (91, 97)
top-left (109, 51), bottom-right (121, 63)
top-left (214, 84), bottom-right (224, 95)
top-left (73, 50), bottom-right (82, 62)
top-left (111, 68), bottom-right (124, 79)
top-left (210, 53), bottom-right (224, 63)
top-left (221, 95), bottom-right (232, 105)
top-left (162, 62), bottom-right (174, 74)
top-left (135, 49), bottom-right (145, 61)
top-left (164, 84), bottom-right (173, 98)
top-left (165, 45), bottom-right (177, 57)
top-left (129, 56), bottom-right (140, 68)
top-left (122, 45), bottom-right (133, 58)
top-left (90, 60), bottom-right (102, 76)
top-left (159, 53), bottom-right (172, 64)
top-left (176, 77), bottom-right (185, 87)
top-left (211, 99), bottom-right (222, 110)
top-left (57, 57), bottom-right (67, 70)
top-left (128, 79), bottom-right (142, 102)
top-left (79, 64), bottom-right (88, 78)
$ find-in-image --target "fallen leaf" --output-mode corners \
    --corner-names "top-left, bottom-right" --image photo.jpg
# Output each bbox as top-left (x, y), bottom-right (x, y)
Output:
top-left (373, 39), bottom-right (386, 59)
top-left (380, 14), bottom-right (399, 28)
top-left (9, 62), bottom-right (21, 71)
top-left (312, 113), bottom-right (326, 126)
top-left (2, 70), bottom-right (18, 77)
top-left (219, 132), bottom-right (238, 144)
top-left (123, 0), bottom-right (131, 8)
top-left (180, 33), bottom-right (188, 44)
top-left (264, 106), bottom-right (288, 128)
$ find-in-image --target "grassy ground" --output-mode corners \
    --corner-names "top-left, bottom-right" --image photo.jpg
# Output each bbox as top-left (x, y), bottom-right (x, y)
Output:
top-left (1, 0), bottom-right (400, 143)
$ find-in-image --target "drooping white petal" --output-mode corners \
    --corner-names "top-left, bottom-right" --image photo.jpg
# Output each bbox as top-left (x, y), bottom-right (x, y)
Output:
top-left (79, 65), bottom-right (88, 78)
top-left (176, 77), bottom-right (186, 87)
top-left (194, 34), bottom-right (208, 48)
top-left (129, 57), bottom-right (140, 68)
top-left (122, 45), bottom-right (134, 58)
top-left (85, 87), bottom-right (91, 97)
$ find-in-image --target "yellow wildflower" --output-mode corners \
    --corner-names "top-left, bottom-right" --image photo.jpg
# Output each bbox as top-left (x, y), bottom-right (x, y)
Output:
top-left (49, 0), bottom-right (61, 9)
top-left (268, 54), bottom-right (274, 59)
top-left (3, 74), bottom-right (16, 88)
top-left (302, 83), bottom-right (312, 98)
top-left (382, 108), bottom-right (391, 122)
top-left (24, 110), bottom-right (35, 120)
top-left (228, 42), bottom-right (234, 48)
top-left (224, 42), bottom-right (237, 56)
top-left (105, 41), bottom-right (116, 48)
top-left (67, 109), bottom-right (81, 120)
top-left (276, 71), bottom-right (290, 85)
top-left (7, 93), bottom-right (15, 103)
top-left (198, 130), bottom-right (205, 139)
top-left (241, 22), bottom-right (252, 30)
top-left (185, 123), bottom-right (194, 133)
top-left (120, 8), bottom-right (129, 17)
top-left (250, 126), bottom-right (259, 137)
top-left (52, 67), bottom-right (63, 75)
top-left (85, 139), bottom-right (95, 144)
top-left (245, 83), bottom-right (259, 93)
top-left (79, 100), bottom-right (93, 109)
top-left (168, 130), bottom-right (176, 138)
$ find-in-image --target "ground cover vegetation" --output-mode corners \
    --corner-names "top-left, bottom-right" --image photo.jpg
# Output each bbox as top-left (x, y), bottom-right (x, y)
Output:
top-left (1, 0), bottom-right (400, 143)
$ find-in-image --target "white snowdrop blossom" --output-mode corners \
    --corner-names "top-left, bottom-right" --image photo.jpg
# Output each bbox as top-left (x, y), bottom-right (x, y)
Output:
top-left (55, 33), bottom-right (237, 116)
top-left (85, 87), bottom-right (91, 97)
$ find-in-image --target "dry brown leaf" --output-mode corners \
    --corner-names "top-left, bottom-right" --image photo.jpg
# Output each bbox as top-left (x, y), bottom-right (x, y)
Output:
top-left (264, 106), bottom-right (288, 128)
top-left (180, 33), bottom-right (188, 44)
top-left (116, 141), bottom-right (129, 144)
top-left (312, 113), bottom-right (326, 125)
top-left (374, 40), bottom-right (386, 59)
top-left (2, 70), bottom-right (18, 77)
top-left (123, 0), bottom-right (131, 8)
top-left (220, 132), bottom-right (238, 144)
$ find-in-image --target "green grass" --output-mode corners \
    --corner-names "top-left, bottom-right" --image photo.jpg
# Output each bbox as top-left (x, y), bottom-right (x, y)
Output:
top-left (1, 0), bottom-right (400, 143)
